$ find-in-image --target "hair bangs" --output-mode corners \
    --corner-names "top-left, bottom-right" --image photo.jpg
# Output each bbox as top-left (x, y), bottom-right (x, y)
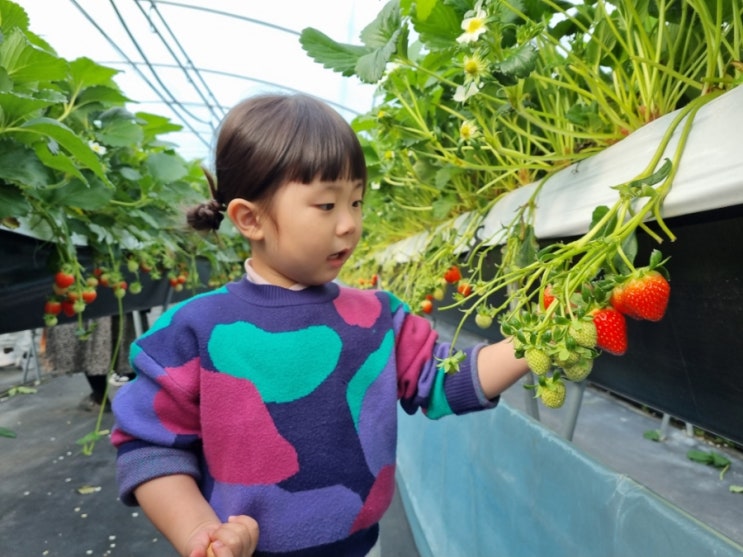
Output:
top-left (281, 97), bottom-right (367, 186)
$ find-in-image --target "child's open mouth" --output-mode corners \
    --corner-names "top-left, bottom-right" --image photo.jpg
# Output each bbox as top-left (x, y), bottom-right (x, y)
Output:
top-left (328, 249), bottom-right (349, 265)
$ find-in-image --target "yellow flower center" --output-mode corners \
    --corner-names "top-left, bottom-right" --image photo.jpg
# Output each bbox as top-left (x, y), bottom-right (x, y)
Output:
top-left (466, 18), bottom-right (484, 34)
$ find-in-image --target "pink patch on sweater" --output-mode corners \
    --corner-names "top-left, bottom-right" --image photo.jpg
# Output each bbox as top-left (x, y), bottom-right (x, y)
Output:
top-left (201, 372), bottom-right (299, 485)
top-left (349, 464), bottom-right (396, 533)
top-left (153, 358), bottom-right (202, 435)
top-left (333, 288), bottom-right (382, 328)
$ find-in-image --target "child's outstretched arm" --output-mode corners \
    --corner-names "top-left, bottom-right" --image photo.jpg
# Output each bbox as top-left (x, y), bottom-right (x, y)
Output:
top-left (476, 338), bottom-right (530, 399)
top-left (134, 474), bottom-right (259, 557)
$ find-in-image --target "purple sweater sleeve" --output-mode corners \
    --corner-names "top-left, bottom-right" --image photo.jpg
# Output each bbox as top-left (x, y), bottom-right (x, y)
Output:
top-left (393, 307), bottom-right (498, 418)
top-left (111, 326), bottom-right (203, 505)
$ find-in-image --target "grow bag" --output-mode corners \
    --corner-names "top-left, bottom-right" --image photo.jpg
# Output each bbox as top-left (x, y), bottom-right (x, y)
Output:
top-left (0, 228), bottom-right (209, 335)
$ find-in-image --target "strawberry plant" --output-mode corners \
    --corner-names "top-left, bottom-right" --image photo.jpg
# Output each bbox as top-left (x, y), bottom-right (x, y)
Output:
top-left (300, 0), bottom-right (742, 407)
top-left (0, 0), bottom-right (249, 343)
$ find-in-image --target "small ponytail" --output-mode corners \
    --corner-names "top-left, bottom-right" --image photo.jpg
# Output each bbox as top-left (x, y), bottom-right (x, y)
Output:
top-left (186, 167), bottom-right (225, 231)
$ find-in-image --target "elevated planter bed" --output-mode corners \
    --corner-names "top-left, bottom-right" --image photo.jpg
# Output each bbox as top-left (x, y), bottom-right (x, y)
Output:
top-left (0, 228), bottom-right (209, 335)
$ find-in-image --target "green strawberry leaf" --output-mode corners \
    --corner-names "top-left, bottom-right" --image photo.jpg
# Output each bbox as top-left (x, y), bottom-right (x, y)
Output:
top-left (687, 449), bottom-right (714, 464)
top-left (0, 426), bottom-right (17, 438)
top-left (299, 27), bottom-right (371, 78)
top-left (492, 43), bottom-right (539, 86)
top-left (730, 485), bottom-right (743, 494)
top-left (643, 429), bottom-right (662, 442)
top-left (687, 449), bottom-right (731, 469)
top-left (17, 117), bottom-right (109, 183)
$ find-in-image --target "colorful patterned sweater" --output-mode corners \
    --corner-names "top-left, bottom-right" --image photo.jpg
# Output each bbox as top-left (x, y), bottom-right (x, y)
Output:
top-left (111, 278), bottom-right (496, 556)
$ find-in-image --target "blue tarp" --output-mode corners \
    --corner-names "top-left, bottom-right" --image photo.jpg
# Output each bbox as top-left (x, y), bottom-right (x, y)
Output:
top-left (396, 401), bottom-right (743, 557)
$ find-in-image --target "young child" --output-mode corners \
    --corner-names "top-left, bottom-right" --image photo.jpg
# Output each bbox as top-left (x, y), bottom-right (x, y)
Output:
top-left (111, 93), bottom-right (529, 557)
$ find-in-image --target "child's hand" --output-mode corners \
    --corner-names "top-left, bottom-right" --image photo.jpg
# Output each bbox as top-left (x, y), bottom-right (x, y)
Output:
top-left (197, 515), bottom-right (259, 557)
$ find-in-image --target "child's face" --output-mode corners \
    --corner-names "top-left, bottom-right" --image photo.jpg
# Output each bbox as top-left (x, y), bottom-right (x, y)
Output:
top-left (252, 177), bottom-right (364, 287)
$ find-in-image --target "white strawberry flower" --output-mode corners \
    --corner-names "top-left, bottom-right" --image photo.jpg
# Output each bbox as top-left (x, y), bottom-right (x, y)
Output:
top-left (457, 4), bottom-right (489, 44)
top-left (459, 120), bottom-right (479, 142)
top-left (453, 81), bottom-right (482, 103)
top-left (88, 140), bottom-right (107, 156)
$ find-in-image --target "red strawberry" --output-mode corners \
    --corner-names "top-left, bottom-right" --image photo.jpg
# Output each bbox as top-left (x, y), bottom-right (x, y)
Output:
top-left (82, 288), bottom-right (98, 304)
top-left (542, 285), bottom-right (555, 310)
top-left (420, 299), bottom-right (433, 314)
top-left (457, 282), bottom-right (472, 297)
top-left (54, 270), bottom-right (75, 289)
top-left (44, 299), bottom-right (62, 316)
top-left (590, 307), bottom-right (627, 355)
top-left (612, 270), bottom-right (670, 321)
top-left (443, 265), bottom-right (461, 284)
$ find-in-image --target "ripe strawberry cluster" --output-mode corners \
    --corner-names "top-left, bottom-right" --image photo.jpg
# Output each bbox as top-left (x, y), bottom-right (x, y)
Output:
top-left (42, 265), bottom-right (136, 326)
top-left (502, 266), bottom-right (671, 409)
top-left (417, 265), bottom-right (477, 315)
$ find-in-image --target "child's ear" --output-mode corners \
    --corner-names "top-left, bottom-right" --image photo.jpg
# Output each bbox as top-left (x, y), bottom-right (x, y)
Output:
top-left (227, 199), bottom-right (264, 241)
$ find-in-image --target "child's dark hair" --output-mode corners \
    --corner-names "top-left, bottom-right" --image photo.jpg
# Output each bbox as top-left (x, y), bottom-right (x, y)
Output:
top-left (187, 93), bottom-right (367, 231)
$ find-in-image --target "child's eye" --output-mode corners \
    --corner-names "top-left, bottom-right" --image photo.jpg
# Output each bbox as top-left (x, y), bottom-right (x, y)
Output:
top-left (317, 203), bottom-right (335, 211)
top-left (352, 199), bottom-right (364, 208)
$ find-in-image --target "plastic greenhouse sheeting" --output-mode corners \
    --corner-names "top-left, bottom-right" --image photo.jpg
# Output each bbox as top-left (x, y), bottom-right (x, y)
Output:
top-left (396, 402), bottom-right (743, 557)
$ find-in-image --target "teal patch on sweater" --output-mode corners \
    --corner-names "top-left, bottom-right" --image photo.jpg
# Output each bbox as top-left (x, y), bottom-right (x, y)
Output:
top-left (347, 330), bottom-right (394, 429)
top-left (209, 321), bottom-right (342, 402)
top-left (425, 367), bottom-right (454, 419)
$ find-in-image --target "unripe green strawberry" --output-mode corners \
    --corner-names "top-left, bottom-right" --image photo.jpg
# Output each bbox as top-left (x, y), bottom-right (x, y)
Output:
top-left (562, 357), bottom-right (594, 382)
top-left (537, 376), bottom-right (566, 408)
top-left (555, 349), bottom-right (580, 368)
top-left (525, 347), bottom-right (551, 375)
top-left (568, 319), bottom-right (597, 348)
top-left (475, 312), bottom-right (493, 329)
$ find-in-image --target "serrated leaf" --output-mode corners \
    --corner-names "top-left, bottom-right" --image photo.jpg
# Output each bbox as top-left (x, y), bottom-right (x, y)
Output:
top-left (0, 182), bottom-right (29, 218)
top-left (136, 111), bottom-right (182, 140)
top-left (493, 43), bottom-right (539, 85)
top-left (145, 152), bottom-right (187, 183)
top-left (68, 56), bottom-right (119, 91)
top-left (0, 28), bottom-right (67, 84)
top-left (48, 178), bottom-right (114, 210)
top-left (415, 0), bottom-right (437, 21)
top-left (96, 118), bottom-right (144, 148)
top-left (33, 142), bottom-right (87, 184)
top-left (0, 0), bottom-right (30, 34)
top-left (299, 27), bottom-right (371, 77)
top-left (17, 117), bottom-right (108, 182)
top-left (0, 140), bottom-right (49, 189)
top-left (0, 90), bottom-right (56, 125)
top-left (359, 0), bottom-right (401, 48)
top-left (355, 31), bottom-right (400, 83)
top-left (412, 1), bottom-right (462, 49)
top-left (76, 85), bottom-right (130, 109)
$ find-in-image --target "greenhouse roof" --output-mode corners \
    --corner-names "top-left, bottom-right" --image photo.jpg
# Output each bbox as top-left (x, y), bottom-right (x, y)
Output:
top-left (20, 0), bottom-right (378, 162)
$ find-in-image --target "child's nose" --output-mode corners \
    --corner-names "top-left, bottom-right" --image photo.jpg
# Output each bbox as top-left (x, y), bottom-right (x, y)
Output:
top-left (336, 209), bottom-right (358, 236)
